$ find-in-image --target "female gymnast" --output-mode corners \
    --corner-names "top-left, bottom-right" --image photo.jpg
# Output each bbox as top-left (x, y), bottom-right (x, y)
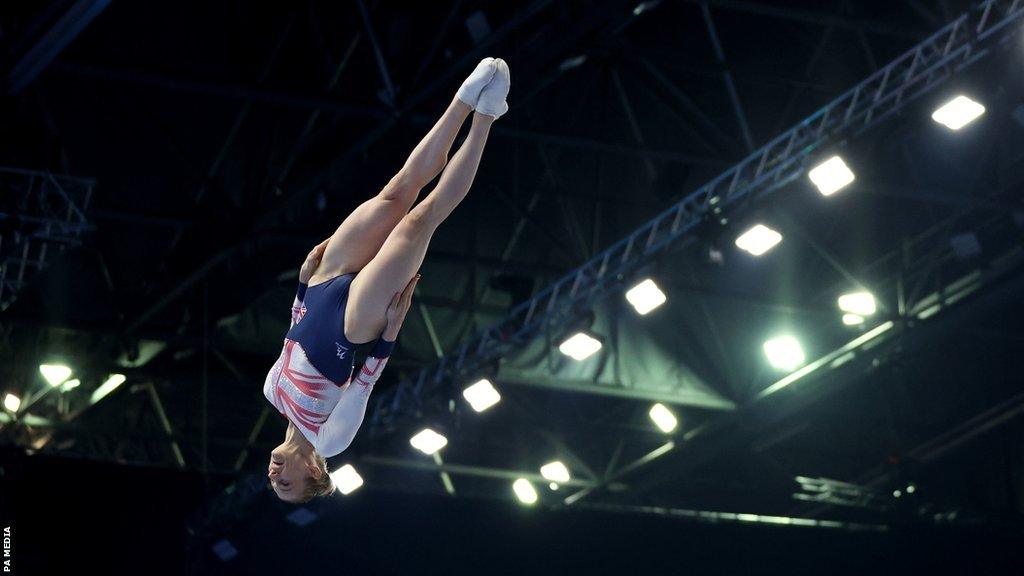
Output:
top-left (263, 57), bottom-right (511, 503)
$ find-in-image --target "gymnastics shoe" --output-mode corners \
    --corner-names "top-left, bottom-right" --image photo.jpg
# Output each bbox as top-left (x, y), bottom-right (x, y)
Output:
top-left (476, 58), bottom-right (510, 120)
top-left (456, 57), bottom-right (497, 109)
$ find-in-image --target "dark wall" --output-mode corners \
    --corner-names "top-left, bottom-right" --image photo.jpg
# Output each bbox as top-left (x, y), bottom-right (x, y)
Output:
top-left (0, 445), bottom-right (207, 576)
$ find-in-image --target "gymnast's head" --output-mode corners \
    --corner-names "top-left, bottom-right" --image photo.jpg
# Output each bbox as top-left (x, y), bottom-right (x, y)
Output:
top-left (268, 442), bottom-right (335, 503)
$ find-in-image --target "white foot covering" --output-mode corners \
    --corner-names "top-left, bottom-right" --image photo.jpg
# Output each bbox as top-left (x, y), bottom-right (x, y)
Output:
top-left (476, 58), bottom-right (510, 119)
top-left (456, 57), bottom-right (497, 109)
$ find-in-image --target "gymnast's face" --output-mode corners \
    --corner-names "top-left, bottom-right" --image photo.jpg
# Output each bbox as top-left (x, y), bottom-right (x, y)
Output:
top-left (268, 448), bottom-right (314, 502)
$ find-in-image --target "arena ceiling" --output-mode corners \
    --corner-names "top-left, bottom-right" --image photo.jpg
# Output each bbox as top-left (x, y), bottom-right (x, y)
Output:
top-left (2, 0), bottom-right (1023, 542)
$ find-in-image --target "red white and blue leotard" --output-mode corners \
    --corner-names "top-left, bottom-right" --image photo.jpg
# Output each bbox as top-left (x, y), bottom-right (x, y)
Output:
top-left (263, 273), bottom-right (394, 457)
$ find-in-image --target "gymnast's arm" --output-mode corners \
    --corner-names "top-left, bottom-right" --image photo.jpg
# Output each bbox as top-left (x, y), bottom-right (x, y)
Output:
top-left (316, 274), bottom-right (420, 457)
top-left (290, 239), bottom-right (330, 328)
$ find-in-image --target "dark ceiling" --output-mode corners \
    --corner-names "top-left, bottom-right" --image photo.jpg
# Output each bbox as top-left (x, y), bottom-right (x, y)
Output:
top-left (2, 0), bottom-right (1024, 559)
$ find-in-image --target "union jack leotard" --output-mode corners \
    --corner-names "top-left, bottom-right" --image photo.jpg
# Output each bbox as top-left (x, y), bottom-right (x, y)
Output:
top-left (263, 274), bottom-right (394, 457)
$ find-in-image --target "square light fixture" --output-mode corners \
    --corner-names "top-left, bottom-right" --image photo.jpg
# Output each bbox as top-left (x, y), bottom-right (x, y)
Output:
top-left (462, 378), bottom-right (501, 412)
top-left (540, 461), bottom-right (571, 483)
top-left (932, 95), bottom-right (985, 130)
top-left (39, 364), bottom-right (72, 387)
top-left (330, 464), bottom-right (364, 495)
top-left (763, 335), bottom-right (806, 371)
top-left (558, 332), bottom-right (602, 361)
top-left (837, 292), bottom-right (877, 316)
top-left (808, 155), bottom-right (855, 196)
top-left (3, 393), bottom-right (20, 412)
top-left (410, 428), bottom-right (448, 455)
top-left (735, 224), bottom-right (783, 256)
top-left (512, 478), bottom-right (538, 505)
top-left (625, 278), bottom-right (667, 315)
top-left (842, 313), bottom-right (865, 326)
top-left (648, 403), bottom-right (678, 433)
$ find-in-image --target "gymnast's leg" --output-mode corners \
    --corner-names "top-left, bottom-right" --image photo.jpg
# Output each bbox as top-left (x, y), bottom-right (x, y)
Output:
top-left (309, 59), bottom-right (498, 284)
top-left (344, 60), bottom-right (510, 343)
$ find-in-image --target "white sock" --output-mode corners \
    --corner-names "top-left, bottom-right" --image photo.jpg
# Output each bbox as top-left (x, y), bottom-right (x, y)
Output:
top-left (476, 58), bottom-right (510, 119)
top-left (456, 57), bottom-right (497, 109)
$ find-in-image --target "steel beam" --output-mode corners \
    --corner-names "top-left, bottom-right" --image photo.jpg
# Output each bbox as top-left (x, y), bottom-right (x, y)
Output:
top-left (371, 0), bottom-right (1024, 433)
top-left (700, 3), bottom-right (755, 151)
top-left (3, 0), bottom-right (111, 94)
top-left (680, 0), bottom-right (929, 40)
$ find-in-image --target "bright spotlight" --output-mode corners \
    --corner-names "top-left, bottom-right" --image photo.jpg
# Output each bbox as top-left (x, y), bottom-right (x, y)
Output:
top-left (808, 155), bottom-right (855, 196)
top-left (3, 393), bottom-right (20, 412)
top-left (558, 332), bottom-right (602, 361)
top-left (893, 489), bottom-right (902, 498)
top-left (838, 292), bottom-right (876, 316)
top-left (39, 364), bottom-right (72, 387)
top-left (932, 95), bottom-right (985, 130)
top-left (462, 379), bottom-right (501, 413)
top-left (540, 461), bottom-right (571, 483)
top-left (735, 224), bottom-right (782, 256)
top-left (906, 484), bottom-right (916, 494)
top-left (329, 464), bottom-right (364, 495)
top-left (61, 379), bottom-right (81, 392)
top-left (842, 313), bottom-right (865, 326)
top-left (763, 336), bottom-right (805, 371)
top-left (512, 478), bottom-right (538, 505)
top-left (625, 278), bottom-right (667, 315)
top-left (648, 403), bottom-right (678, 433)
top-left (90, 374), bottom-right (126, 405)
top-left (410, 428), bottom-right (448, 455)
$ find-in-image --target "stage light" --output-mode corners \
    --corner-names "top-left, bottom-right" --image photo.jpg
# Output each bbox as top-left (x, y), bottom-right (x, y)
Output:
top-left (842, 313), bottom-right (865, 326)
top-left (410, 428), bottom-right (448, 455)
top-left (285, 507), bottom-right (317, 527)
top-left (211, 539), bottom-right (238, 562)
top-left (932, 95), bottom-right (985, 130)
top-left (893, 489), bottom-right (902, 498)
top-left (808, 155), bottom-right (855, 196)
top-left (512, 478), bottom-right (538, 505)
top-left (559, 332), bottom-right (602, 361)
top-left (330, 464), bottom-right (364, 495)
top-left (763, 336), bottom-right (805, 371)
top-left (648, 403), bottom-right (678, 433)
top-left (39, 364), bottom-right (72, 387)
top-left (558, 54), bottom-right (587, 72)
top-left (3, 393), bottom-right (20, 412)
top-left (90, 374), bottom-right (126, 405)
top-left (838, 292), bottom-right (876, 316)
top-left (633, 1), bottom-right (660, 16)
top-left (540, 461), bottom-right (571, 483)
top-left (906, 484), bottom-right (916, 494)
top-left (61, 379), bottom-right (80, 392)
top-left (462, 378), bottom-right (501, 412)
top-left (625, 278), bottom-right (667, 315)
top-left (735, 224), bottom-right (782, 256)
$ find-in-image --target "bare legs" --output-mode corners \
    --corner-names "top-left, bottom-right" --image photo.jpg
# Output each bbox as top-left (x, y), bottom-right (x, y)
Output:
top-left (309, 97), bottom-right (472, 285)
top-left (344, 112), bottom-right (495, 343)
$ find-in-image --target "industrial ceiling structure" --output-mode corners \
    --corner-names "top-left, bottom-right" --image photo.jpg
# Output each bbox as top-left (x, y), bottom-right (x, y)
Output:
top-left (2, 0), bottom-right (1024, 567)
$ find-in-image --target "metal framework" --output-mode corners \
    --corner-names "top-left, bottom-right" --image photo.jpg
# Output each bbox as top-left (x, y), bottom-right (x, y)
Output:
top-left (0, 167), bottom-right (95, 311)
top-left (369, 0), bottom-right (1024, 432)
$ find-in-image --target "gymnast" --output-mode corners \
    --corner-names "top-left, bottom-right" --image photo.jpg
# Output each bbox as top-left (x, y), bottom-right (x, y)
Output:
top-left (263, 57), bottom-right (510, 502)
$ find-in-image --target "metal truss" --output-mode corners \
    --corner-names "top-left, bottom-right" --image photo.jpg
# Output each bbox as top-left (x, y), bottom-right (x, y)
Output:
top-left (0, 167), bottom-right (95, 311)
top-left (370, 0), bottom-right (1024, 432)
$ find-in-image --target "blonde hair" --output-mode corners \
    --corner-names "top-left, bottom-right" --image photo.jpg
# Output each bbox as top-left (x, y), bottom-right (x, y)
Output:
top-left (295, 451), bottom-right (335, 503)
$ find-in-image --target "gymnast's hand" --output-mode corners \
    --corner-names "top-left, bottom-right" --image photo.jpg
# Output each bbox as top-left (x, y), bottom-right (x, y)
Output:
top-left (299, 239), bottom-right (330, 284)
top-left (383, 274), bottom-right (420, 341)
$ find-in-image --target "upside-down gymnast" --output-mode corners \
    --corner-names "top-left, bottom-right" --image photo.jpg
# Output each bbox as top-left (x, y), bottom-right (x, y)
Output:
top-left (263, 58), bottom-right (511, 503)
